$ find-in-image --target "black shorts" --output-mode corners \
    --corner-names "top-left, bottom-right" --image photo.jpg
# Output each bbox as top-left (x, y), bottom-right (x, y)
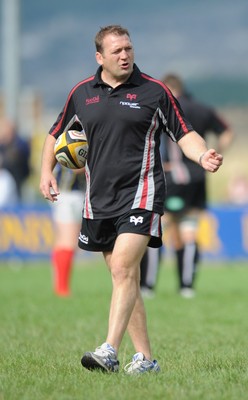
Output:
top-left (78, 209), bottom-right (162, 252)
top-left (164, 180), bottom-right (206, 214)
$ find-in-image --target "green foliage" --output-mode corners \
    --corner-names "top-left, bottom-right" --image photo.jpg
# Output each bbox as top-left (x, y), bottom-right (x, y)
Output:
top-left (0, 258), bottom-right (248, 400)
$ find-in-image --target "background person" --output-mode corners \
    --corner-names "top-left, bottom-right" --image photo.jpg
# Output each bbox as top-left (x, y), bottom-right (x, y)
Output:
top-left (162, 74), bottom-right (233, 298)
top-left (140, 74), bottom-right (233, 298)
top-left (227, 174), bottom-right (248, 205)
top-left (0, 117), bottom-right (31, 201)
top-left (50, 163), bottom-right (86, 296)
top-left (0, 165), bottom-right (18, 207)
top-left (40, 25), bottom-right (223, 374)
top-left (140, 247), bottom-right (162, 298)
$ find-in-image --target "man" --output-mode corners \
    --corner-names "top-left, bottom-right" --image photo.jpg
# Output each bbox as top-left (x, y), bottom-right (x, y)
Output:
top-left (40, 26), bottom-right (223, 374)
top-left (140, 74), bottom-right (233, 299)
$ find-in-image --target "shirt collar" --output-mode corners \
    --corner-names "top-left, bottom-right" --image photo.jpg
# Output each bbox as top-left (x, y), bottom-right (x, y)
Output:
top-left (91, 64), bottom-right (143, 87)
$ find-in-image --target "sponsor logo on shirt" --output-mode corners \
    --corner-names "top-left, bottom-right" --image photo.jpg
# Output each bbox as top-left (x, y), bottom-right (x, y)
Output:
top-left (130, 216), bottom-right (144, 225)
top-left (86, 95), bottom-right (100, 105)
top-left (120, 101), bottom-right (141, 109)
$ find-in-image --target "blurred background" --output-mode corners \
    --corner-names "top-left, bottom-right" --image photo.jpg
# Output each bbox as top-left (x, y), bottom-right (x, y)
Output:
top-left (0, 0), bottom-right (248, 261)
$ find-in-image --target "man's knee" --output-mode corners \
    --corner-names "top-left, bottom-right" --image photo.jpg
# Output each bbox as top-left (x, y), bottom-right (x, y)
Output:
top-left (111, 260), bottom-right (139, 284)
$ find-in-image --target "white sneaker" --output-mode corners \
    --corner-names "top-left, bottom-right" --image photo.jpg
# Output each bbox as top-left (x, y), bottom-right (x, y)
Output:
top-left (180, 288), bottom-right (195, 298)
top-left (81, 343), bottom-right (119, 372)
top-left (141, 287), bottom-right (155, 299)
top-left (124, 352), bottom-right (160, 374)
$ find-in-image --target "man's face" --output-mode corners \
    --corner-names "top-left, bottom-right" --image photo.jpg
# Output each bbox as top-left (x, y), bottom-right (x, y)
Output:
top-left (96, 34), bottom-right (134, 83)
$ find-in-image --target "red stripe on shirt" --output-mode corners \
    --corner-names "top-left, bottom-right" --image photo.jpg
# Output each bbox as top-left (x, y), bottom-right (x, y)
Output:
top-left (141, 73), bottom-right (189, 134)
top-left (50, 75), bottom-right (95, 137)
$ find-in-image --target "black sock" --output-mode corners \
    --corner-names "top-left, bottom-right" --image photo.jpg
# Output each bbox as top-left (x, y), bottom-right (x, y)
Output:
top-left (140, 251), bottom-right (148, 288)
top-left (176, 247), bottom-right (184, 289)
top-left (140, 247), bottom-right (162, 290)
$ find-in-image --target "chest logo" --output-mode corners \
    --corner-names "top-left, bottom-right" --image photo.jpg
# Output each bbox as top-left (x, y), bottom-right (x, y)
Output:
top-left (86, 95), bottom-right (100, 105)
top-left (126, 93), bottom-right (137, 101)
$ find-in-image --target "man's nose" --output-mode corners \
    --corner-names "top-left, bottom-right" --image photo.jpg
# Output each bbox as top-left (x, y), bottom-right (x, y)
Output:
top-left (120, 49), bottom-right (128, 58)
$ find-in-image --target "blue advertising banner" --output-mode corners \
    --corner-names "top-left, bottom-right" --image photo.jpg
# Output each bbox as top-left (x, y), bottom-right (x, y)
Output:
top-left (0, 205), bottom-right (248, 260)
top-left (197, 206), bottom-right (248, 260)
top-left (0, 206), bottom-right (54, 260)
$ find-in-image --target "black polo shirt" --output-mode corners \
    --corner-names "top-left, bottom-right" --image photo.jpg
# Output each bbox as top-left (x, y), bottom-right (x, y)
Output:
top-left (49, 64), bottom-right (193, 219)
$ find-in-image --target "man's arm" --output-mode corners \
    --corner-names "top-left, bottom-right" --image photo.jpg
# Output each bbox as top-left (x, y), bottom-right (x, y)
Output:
top-left (39, 134), bottom-right (60, 202)
top-left (178, 130), bottom-right (223, 173)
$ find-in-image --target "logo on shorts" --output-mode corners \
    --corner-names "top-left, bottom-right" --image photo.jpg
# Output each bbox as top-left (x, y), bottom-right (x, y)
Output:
top-left (80, 234), bottom-right (89, 244)
top-left (130, 216), bottom-right (144, 225)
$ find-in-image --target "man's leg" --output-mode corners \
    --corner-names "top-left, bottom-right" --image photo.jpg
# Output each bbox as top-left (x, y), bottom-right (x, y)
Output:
top-left (140, 247), bottom-right (162, 295)
top-left (104, 232), bottom-right (151, 357)
top-left (51, 221), bottom-right (80, 296)
top-left (165, 214), bottom-right (185, 288)
top-left (126, 291), bottom-right (152, 359)
top-left (140, 250), bottom-right (148, 288)
top-left (81, 232), bottom-right (160, 373)
top-left (179, 213), bottom-right (200, 294)
top-left (181, 241), bottom-right (199, 288)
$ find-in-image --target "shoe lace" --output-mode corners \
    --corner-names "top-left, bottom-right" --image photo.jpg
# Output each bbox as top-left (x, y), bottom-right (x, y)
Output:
top-left (124, 358), bottom-right (144, 372)
top-left (95, 346), bottom-right (114, 358)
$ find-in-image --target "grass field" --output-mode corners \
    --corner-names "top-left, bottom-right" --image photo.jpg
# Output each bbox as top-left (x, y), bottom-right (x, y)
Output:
top-left (0, 257), bottom-right (248, 400)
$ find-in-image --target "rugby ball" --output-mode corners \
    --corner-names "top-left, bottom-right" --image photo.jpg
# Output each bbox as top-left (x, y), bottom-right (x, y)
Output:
top-left (54, 130), bottom-right (88, 169)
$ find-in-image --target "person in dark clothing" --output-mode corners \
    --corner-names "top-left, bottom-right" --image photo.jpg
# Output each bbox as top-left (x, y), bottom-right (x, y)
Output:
top-left (140, 74), bottom-right (233, 298)
top-left (40, 26), bottom-right (223, 374)
top-left (0, 117), bottom-right (31, 200)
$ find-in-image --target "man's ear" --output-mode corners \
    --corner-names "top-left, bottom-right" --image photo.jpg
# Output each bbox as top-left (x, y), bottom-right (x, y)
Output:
top-left (95, 52), bottom-right (103, 66)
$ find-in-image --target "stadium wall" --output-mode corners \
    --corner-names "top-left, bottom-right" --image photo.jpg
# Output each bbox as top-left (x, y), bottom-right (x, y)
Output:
top-left (0, 205), bottom-right (247, 261)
